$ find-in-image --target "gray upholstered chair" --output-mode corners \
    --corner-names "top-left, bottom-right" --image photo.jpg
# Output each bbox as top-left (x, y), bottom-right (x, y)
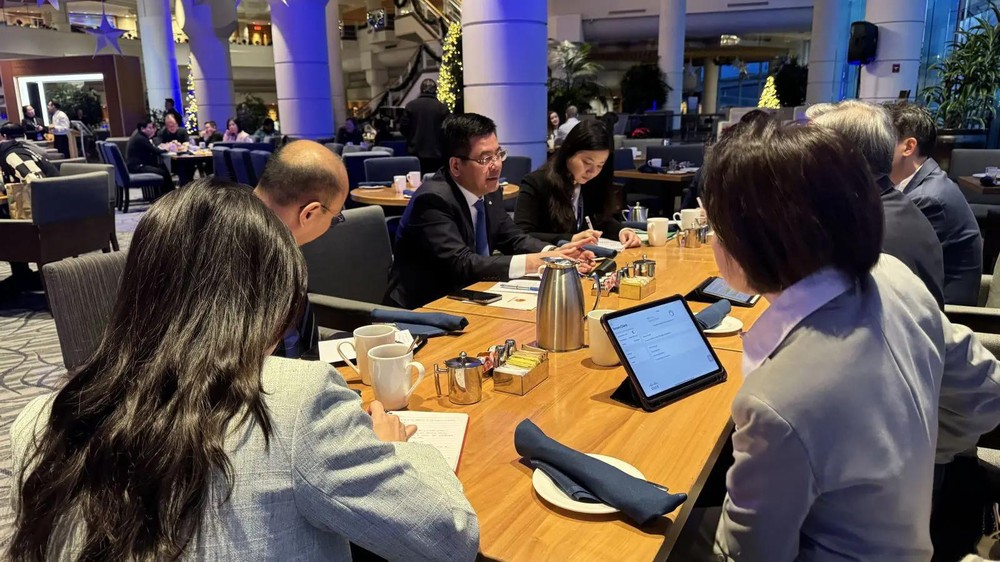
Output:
top-left (364, 156), bottom-right (420, 184)
top-left (0, 171), bottom-right (118, 267)
top-left (42, 251), bottom-right (127, 370)
top-left (325, 142), bottom-right (344, 155)
top-left (342, 144), bottom-right (364, 154)
top-left (58, 162), bottom-right (116, 211)
top-left (945, 258), bottom-right (1000, 333)
top-left (370, 146), bottom-right (394, 156)
top-left (949, 149), bottom-right (1000, 223)
top-left (501, 155), bottom-right (532, 213)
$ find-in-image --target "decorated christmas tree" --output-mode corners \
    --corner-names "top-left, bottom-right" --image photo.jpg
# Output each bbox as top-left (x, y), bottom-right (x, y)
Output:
top-left (184, 54), bottom-right (199, 134)
top-left (758, 75), bottom-right (780, 109)
top-left (438, 22), bottom-right (463, 113)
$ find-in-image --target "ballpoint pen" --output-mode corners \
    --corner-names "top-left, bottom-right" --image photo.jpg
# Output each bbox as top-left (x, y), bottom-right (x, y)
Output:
top-left (585, 216), bottom-right (595, 231)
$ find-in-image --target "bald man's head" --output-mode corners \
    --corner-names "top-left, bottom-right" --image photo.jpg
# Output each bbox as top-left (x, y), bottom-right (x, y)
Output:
top-left (256, 140), bottom-right (347, 208)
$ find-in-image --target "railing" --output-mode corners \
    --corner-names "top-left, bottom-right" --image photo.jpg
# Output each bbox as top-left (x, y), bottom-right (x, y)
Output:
top-left (361, 43), bottom-right (443, 117)
top-left (393, 0), bottom-right (459, 39)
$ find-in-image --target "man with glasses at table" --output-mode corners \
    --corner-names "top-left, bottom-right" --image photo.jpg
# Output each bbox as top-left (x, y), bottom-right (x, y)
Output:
top-left (254, 140), bottom-right (347, 358)
top-left (386, 113), bottom-right (594, 310)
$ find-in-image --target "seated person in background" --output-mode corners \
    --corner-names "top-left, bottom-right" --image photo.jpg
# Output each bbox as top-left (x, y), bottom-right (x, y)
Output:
top-left (554, 105), bottom-right (580, 146)
top-left (254, 140), bottom-right (348, 358)
top-left (807, 100), bottom-right (945, 307)
top-left (253, 117), bottom-right (277, 143)
top-left (887, 102), bottom-right (982, 306)
top-left (20, 105), bottom-right (44, 141)
top-left (126, 119), bottom-right (174, 197)
top-left (516, 119), bottom-right (640, 248)
top-left (7, 179), bottom-right (480, 562)
top-left (156, 113), bottom-right (189, 147)
top-left (336, 117), bottom-right (364, 145)
top-left (386, 113), bottom-right (594, 310)
top-left (703, 117), bottom-right (944, 560)
top-left (223, 118), bottom-right (252, 143)
top-left (372, 117), bottom-right (393, 145)
top-left (546, 110), bottom-right (560, 153)
top-left (200, 119), bottom-right (223, 144)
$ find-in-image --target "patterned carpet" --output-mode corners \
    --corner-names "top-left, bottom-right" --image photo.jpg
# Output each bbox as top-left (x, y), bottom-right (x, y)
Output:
top-left (0, 207), bottom-right (143, 549)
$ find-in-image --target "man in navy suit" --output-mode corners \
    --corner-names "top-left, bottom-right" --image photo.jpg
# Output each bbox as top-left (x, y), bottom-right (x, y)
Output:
top-left (386, 113), bottom-right (593, 309)
top-left (888, 102), bottom-right (983, 306)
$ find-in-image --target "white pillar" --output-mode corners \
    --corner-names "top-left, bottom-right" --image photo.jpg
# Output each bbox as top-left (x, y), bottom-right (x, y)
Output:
top-left (138, 0), bottom-right (182, 113)
top-left (859, 0), bottom-right (928, 103)
top-left (270, 0), bottom-right (334, 139)
top-left (326, 0), bottom-right (348, 129)
top-left (657, 0), bottom-right (686, 117)
top-left (180, 0), bottom-right (237, 128)
top-left (703, 58), bottom-right (719, 114)
top-left (806, 0), bottom-right (852, 104)
top-left (463, 0), bottom-right (548, 168)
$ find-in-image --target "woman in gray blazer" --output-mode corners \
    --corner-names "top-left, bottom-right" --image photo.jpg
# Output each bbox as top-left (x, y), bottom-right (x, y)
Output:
top-left (7, 179), bottom-right (479, 562)
top-left (701, 119), bottom-right (944, 560)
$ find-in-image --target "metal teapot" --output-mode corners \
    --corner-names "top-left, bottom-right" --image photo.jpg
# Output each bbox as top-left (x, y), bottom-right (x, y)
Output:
top-left (621, 203), bottom-right (649, 223)
top-left (434, 352), bottom-right (484, 405)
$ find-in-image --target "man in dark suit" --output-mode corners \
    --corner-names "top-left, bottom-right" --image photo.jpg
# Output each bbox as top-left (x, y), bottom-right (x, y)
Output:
top-left (400, 79), bottom-right (449, 174)
top-left (808, 100), bottom-right (945, 308)
top-left (887, 102), bottom-right (983, 306)
top-left (126, 119), bottom-right (173, 197)
top-left (386, 113), bottom-right (593, 310)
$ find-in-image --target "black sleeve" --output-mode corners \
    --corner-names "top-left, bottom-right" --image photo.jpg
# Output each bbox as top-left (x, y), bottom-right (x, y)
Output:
top-left (514, 175), bottom-right (571, 244)
top-left (595, 214), bottom-right (625, 239)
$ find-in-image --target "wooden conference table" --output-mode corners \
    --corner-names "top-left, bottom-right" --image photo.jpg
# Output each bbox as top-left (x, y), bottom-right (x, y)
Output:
top-left (350, 183), bottom-right (520, 207)
top-left (957, 175), bottom-right (1000, 196)
top-left (337, 242), bottom-right (767, 561)
top-left (613, 171), bottom-right (696, 183)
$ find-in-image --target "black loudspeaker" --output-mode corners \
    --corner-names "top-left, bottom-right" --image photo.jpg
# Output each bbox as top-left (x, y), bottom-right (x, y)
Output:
top-left (848, 21), bottom-right (879, 65)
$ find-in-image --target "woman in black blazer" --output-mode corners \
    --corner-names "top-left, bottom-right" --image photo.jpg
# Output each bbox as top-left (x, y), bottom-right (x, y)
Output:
top-left (515, 119), bottom-right (641, 247)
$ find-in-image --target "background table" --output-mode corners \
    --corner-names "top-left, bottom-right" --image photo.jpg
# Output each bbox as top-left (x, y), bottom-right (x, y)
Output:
top-left (958, 175), bottom-right (1000, 196)
top-left (613, 171), bottom-right (695, 183)
top-left (351, 183), bottom-right (520, 207)
top-left (340, 314), bottom-right (745, 561)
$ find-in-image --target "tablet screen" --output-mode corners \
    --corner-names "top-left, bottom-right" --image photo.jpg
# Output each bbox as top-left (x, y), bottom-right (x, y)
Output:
top-left (605, 299), bottom-right (722, 398)
top-left (702, 277), bottom-right (756, 304)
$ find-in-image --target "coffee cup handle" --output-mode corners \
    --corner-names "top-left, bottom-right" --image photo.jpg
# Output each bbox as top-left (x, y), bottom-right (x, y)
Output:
top-left (672, 212), bottom-right (682, 222)
top-left (621, 210), bottom-right (628, 221)
top-left (338, 341), bottom-right (359, 374)
top-left (404, 362), bottom-right (426, 399)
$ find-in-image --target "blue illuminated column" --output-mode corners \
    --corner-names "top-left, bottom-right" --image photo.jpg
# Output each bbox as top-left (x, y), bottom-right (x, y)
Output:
top-left (179, 0), bottom-right (237, 128)
top-left (270, 0), bottom-right (334, 139)
top-left (326, 0), bottom-right (348, 129)
top-left (859, 0), bottom-right (928, 103)
top-left (658, 0), bottom-right (686, 116)
top-left (462, 0), bottom-right (548, 168)
top-left (137, 0), bottom-right (182, 112)
top-left (806, 0), bottom-right (851, 103)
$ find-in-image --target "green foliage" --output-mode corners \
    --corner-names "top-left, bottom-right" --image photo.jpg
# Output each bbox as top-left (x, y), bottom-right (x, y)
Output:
top-left (922, 3), bottom-right (1000, 129)
top-left (773, 57), bottom-right (808, 107)
top-left (547, 40), bottom-right (609, 116)
top-left (46, 83), bottom-right (102, 126)
top-left (237, 94), bottom-right (269, 133)
top-left (438, 22), bottom-right (463, 113)
top-left (620, 64), bottom-right (670, 113)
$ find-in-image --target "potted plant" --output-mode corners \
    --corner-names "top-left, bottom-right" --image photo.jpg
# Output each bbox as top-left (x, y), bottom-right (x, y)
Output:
top-left (921, 2), bottom-right (1000, 165)
top-left (547, 40), bottom-right (609, 116)
top-left (620, 63), bottom-right (670, 114)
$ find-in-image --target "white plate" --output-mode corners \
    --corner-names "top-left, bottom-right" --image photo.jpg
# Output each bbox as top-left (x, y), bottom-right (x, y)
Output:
top-left (703, 315), bottom-right (743, 336)
top-left (973, 173), bottom-right (994, 178)
top-left (358, 184), bottom-right (388, 190)
top-left (532, 453), bottom-right (644, 515)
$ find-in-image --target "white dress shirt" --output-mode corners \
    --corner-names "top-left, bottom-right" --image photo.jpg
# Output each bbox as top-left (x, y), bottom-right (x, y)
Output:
top-left (456, 184), bottom-right (530, 279)
top-left (895, 160), bottom-right (925, 192)
top-left (555, 117), bottom-right (580, 145)
top-left (50, 110), bottom-right (70, 134)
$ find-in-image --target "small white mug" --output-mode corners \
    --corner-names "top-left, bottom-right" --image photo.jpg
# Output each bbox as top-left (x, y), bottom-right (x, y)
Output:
top-left (393, 175), bottom-right (407, 194)
top-left (630, 147), bottom-right (640, 160)
top-left (647, 217), bottom-right (670, 247)
top-left (407, 171), bottom-right (422, 189)
top-left (648, 158), bottom-right (663, 168)
top-left (587, 309), bottom-right (620, 366)
top-left (338, 325), bottom-right (397, 385)
top-left (673, 208), bottom-right (702, 230)
top-left (369, 343), bottom-right (426, 410)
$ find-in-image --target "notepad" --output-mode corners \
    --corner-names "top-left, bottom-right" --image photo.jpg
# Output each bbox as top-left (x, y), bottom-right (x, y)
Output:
top-left (597, 238), bottom-right (625, 251)
top-left (394, 411), bottom-right (469, 472)
top-left (318, 330), bottom-right (414, 363)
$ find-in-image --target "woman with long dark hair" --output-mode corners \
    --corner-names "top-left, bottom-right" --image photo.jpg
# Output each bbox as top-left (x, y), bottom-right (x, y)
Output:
top-left (8, 179), bottom-right (479, 561)
top-left (223, 117), bottom-right (252, 143)
top-left (546, 110), bottom-right (560, 152)
top-left (515, 119), bottom-right (640, 247)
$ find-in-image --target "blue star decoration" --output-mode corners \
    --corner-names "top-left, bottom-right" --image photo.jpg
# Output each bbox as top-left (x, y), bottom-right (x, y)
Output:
top-left (86, 13), bottom-right (126, 56)
top-left (36, 0), bottom-right (58, 10)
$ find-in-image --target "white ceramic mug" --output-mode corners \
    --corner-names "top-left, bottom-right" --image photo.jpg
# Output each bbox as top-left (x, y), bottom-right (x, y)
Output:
top-left (648, 158), bottom-right (663, 168)
top-left (630, 147), bottom-right (640, 160)
top-left (393, 175), bottom-right (407, 194)
top-left (338, 325), bottom-right (397, 385)
top-left (407, 171), bottom-right (422, 189)
top-left (587, 309), bottom-right (620, 366)
top-left (369, 343), bottom-right (426, 410)
top-left (673, 209), bottom-right (701, 230)
top-left (647, 217), bottom-right (670, 247)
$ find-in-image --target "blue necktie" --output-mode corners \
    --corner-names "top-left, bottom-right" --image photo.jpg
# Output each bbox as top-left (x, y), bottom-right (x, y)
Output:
top-left (474, 199), bottom-right (489, 256)
top-left (575, 195), bottom-right (584, 230)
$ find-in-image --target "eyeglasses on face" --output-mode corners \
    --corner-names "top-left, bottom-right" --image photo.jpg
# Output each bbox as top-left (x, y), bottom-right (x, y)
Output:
top-left (459, 148), bottom-right (508, 167)
top-left (300, 203), bottom-right (346, 229)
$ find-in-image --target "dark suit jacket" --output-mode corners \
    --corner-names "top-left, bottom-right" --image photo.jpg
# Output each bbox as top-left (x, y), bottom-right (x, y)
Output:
top-left (156, 127), bottom-right (189, 145)
top-left (401, 94), bottom-right (448, 159)
top-left (902, 159), bottom-right (983, 305)
top-left (386, 170), bottom-right (549, 309)
top-left (125, 130), bottom-right (166, 171)
top-left (515, 169), bottom-right (625, 244)
top-left (879, 175), bottom-right (946, 308)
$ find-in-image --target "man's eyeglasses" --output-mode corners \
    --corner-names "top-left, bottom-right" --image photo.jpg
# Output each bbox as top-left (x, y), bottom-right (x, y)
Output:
top-left (301, 203), bottom-right (346, 229)
top-left (459, 148), bottom-right (508, 167)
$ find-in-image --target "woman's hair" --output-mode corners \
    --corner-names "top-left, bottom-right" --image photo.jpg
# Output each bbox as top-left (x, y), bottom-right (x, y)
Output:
top-left (226, 118), bottom-right (239, 132)
top-left (9, 179), bottom-right (308, 562)
top-left (544, 119), bottom-right (617, 231)
top-left (547, 111), bottom-right (559, 134)
top-left (702, 117), bottom-right (883, 294)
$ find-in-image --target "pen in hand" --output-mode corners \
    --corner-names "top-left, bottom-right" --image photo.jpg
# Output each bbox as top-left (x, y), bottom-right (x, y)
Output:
top-left (585, 216), bottom-right (595, 231)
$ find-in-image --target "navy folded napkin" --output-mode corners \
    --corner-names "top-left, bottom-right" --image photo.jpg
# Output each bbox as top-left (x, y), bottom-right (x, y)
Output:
top-left (637, 164), bottom-right (668, 174)
top-left (403, 188), bottom-right (416, 197)
top-left (514, 419), bottom-right (687, 525)
top-left (621, 221), bottom-right (648, 231)
top-left (370, 309), bottom-right (468, 333)
top-left (356, 181), bottom-right (387, 187)
top-left (557, 240), bottom-right (617, 259)
top-left (694, 300), bottom-right (731, 330)
top-left (392, 322), bottom-right (445, 338)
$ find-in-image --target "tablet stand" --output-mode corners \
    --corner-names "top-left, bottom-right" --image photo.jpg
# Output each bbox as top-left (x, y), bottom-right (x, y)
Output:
top-left (610, 378), bottom-right (643, 409)
top-left (684, 287), bottom-right (721, 305)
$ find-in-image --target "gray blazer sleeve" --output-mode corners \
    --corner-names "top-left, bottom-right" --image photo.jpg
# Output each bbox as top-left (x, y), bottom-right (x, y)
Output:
top-left (715, 393), bottom-right (818, 561)
top-left (937, 319), bottom-right (1000, 464)
top-left (291, 369), bottom-right (480, 561)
